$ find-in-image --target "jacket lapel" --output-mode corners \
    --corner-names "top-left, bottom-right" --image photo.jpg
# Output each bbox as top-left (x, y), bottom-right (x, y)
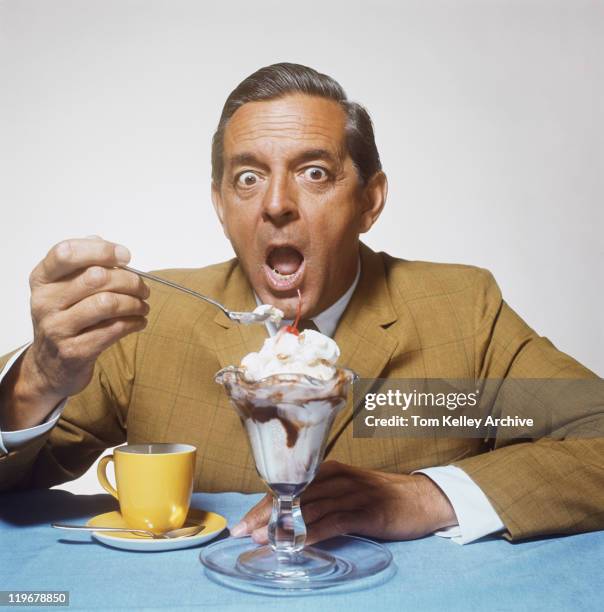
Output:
top-left (326, 243), bottom-right (399, 450)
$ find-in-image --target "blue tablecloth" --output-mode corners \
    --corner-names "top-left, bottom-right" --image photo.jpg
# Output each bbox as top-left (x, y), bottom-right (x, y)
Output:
top-left (0, 489), bottom-right (602, 611)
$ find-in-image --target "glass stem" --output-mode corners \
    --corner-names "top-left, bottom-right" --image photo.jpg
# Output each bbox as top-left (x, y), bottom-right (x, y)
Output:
top-left (268, 494), bottom-right (306, 554)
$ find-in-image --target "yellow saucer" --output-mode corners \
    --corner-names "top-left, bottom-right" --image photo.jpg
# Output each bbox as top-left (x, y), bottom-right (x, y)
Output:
top-left (86, 508), bottom-right (227, 552)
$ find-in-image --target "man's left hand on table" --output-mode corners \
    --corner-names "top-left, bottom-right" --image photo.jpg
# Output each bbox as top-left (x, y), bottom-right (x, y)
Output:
top-left (231, 460), bottom-right (459, 544)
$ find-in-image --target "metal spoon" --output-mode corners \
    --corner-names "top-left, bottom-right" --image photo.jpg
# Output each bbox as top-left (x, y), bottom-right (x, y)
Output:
top-left (120, 265), bottom-right (283, 325)
top-left (52, 522), bottom-right (205, 539)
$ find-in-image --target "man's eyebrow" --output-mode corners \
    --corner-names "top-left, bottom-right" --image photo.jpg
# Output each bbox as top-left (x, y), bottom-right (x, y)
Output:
top-left (293, 148), bottom-right (340, 165)
top-left (227, 152), bottom-right (268, 169)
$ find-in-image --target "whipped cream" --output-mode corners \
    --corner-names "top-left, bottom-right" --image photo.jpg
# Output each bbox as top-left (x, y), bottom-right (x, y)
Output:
top-left (241, 328), bottom-right (340, 381)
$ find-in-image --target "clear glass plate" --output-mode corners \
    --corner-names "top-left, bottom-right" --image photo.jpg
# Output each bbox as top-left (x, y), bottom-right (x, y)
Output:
top-left (199, 535), bottom-right (395, 595)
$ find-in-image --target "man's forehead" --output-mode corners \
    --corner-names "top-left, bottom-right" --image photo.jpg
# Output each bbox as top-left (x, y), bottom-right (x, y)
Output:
top-left (223, 94), bottom-right (347, 159)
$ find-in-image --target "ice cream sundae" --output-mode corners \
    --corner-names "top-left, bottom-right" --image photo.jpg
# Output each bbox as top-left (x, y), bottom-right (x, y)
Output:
top-left (215, 292), bottom-right (355, 496)
top-left (214, 291), bottom-right (356, 578)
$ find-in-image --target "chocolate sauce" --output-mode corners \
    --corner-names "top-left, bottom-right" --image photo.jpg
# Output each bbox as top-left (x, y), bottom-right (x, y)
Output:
top-left (248, 405), bottom-right (301, 448)
top-left (223, 367), bottom-right (353, 450)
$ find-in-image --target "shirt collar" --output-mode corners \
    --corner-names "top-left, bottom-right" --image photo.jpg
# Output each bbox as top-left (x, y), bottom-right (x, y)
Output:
top-left (256, 256), bottom-right (361, 338)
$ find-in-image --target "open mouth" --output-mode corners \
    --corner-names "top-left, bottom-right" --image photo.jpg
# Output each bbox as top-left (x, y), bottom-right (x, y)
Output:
top-left (263, 246), bottom-right (306, 291)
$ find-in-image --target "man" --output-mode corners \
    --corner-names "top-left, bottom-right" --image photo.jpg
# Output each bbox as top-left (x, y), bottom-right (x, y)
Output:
top-left (0, 63), bottom-right (602, 547)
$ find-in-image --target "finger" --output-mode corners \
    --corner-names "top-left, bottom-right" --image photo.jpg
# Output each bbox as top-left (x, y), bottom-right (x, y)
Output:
top-left (302, 492), bottom-right (368, 526)
top-left (250, 492), bottom-right (368, 545)
top-left (312, 460), bottom-right (355, 483)
top-left (248, 513), bottom-right (365, 546)
top-left (301, 476), bottom-right (356, 505)
top-left (305, 510), bottom-right (368, 546)
top-left (231, 493), bottom-right (272, 537)
top-left (51, 292), bottom-right (149, 336)
top-left (31, 238), bottom-right (131, 285)
top-left (58, 316), bottom-right (148, 361)
top-left (42, 267), bottom-right (150, 311)
top-left (249, 497), bottom-right (355, 544)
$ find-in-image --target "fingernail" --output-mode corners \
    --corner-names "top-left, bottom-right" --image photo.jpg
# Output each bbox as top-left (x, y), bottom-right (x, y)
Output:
top-left (85, 234), bottom-right (102, 240)
top-left (230, 521), bottom-right (248, 537)
top-left (114, 244), bottom-right (131, 264)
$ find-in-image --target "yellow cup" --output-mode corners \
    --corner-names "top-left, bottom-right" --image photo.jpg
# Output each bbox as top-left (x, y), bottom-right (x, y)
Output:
top-left (97, 443), bottom-right (196, 534)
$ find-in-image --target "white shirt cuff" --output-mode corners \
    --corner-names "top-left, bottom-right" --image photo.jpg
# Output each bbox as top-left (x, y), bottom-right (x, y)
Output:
top-left (413, 465), bottom-right (505, 545)
top-left (0, 343), bottom-right (67, 454)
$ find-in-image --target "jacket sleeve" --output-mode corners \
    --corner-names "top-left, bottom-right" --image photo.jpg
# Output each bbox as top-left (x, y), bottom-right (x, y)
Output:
top-left (453, 269), bottom-right (604, 541)
top-left (0, 332), bottom-right (137, 492)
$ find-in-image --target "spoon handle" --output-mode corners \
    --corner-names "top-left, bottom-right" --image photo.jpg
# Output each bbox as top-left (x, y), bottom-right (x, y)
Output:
top-left (121, 265), bottom-right (229, 316)
top-left (52, 523), bottom-right (155, 538)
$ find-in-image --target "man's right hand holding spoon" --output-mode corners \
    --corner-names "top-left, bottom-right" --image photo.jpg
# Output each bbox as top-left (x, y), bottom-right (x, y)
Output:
top-left (0, 236), bottom-right (149, 431)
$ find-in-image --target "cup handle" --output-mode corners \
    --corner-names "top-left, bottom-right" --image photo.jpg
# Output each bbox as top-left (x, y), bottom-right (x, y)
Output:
top-left (97, 455), bottom-right (118, 499)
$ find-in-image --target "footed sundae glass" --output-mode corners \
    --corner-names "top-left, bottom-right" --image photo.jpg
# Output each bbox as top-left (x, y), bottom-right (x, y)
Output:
top-left (214, 366), bottom-right (356, 579)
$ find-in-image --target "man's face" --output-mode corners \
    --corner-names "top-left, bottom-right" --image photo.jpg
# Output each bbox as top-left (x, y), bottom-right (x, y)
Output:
top-left (212, 94), bottom-right (385, 319)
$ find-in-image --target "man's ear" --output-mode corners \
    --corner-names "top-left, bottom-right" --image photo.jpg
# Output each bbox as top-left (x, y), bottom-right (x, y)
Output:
top-left (359, 171), bottom-right (388, 233)
top-left (211, 182), bottom-right (231, 241)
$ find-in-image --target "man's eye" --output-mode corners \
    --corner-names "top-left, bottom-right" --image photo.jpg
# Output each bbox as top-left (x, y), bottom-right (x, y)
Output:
top-left (303, 167), bottom-right (328, 181)
top-left (236, 171), bottom-right (259, 187)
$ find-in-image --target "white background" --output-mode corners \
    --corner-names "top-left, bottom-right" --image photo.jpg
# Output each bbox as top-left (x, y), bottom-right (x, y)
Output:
top-left (1, 0), bottom-right (602, 493)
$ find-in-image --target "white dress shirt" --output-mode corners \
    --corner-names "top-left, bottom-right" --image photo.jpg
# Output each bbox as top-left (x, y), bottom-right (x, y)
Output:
top-left (0, 344), bottom-right (66, 454)
top-left (0, 260), bottom-right (504, 544)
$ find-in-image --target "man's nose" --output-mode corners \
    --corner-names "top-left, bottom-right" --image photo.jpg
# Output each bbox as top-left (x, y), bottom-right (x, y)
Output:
top-left (261, 174), bottom-right (298, 226)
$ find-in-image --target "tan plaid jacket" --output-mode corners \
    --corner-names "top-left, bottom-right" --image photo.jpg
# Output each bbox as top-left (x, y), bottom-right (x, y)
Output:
top-left (1, 244), bottom-right (602, 541)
